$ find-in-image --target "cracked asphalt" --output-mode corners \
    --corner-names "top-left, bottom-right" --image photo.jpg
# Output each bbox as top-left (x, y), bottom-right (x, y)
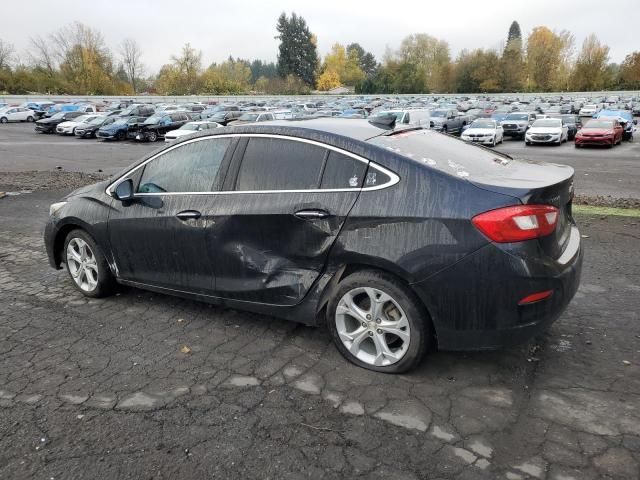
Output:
top-left (0, 188), bottom-right (639, 480)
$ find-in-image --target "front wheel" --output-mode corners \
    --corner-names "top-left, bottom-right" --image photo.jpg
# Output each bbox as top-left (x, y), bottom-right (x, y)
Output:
top-left (64, 230), bottom-right (115, 298)
top-left (147, 131), bottom-right (158, 142)
top-left (0, 117), bottom-right (7, 124)
top-left (327, 270), bottom-right (430, 373)
top-left (27, 116), bottom-right (34, 122)
top-left (116, 130), bottom-right (126, 141)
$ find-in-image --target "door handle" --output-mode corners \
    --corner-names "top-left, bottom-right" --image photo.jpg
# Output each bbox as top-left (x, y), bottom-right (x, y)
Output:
top-left (176, 210), bottom-right (201, 220)
top-left (294, 209), bottom-right (330, 220)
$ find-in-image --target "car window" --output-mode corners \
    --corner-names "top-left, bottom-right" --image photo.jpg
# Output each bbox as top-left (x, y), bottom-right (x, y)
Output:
top-left (320, 151), bottom-right (367, 189)
top-left (235, 137), bottom-right (325, 191)
top-left (137, 137), bottom-right (231, 193)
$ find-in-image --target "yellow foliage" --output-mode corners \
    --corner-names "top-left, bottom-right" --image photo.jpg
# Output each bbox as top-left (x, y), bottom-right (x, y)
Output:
top-left (317, 69), bottom-right (341, 91)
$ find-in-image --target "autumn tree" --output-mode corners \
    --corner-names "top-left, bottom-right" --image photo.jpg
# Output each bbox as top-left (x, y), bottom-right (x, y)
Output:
top-left (570, 34), bottom-right (610, 91)
top-left (119, 38), bottom-right (144, 93)
top-left (525, 26), bottom-right (573, 91)
top-left (397, 33), bottom-right (451, 92)
top-left (619, 52), bottom-right (640, 89)
top-left (201, 57), bottom-right (251, 94)
top-left (275, 12), bottom-right (318, 86)
top-left (455, 49), bottom-right (501, 93)
top-left (0, 39), bottom-right (15, 70)
top-left (316, 69), bottom-right (341, 90)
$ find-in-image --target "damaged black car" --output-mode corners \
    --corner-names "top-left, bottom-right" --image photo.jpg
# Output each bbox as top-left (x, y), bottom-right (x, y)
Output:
top-left (44, 118), bottom-right (583, 373)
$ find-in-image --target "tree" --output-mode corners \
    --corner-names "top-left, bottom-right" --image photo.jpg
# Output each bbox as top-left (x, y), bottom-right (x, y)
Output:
top-left (346, 43), bottom-right (378, 77)
top-left (570, 34), bottom-right (610, 91)
top-left (0, 39), bottom-right (15, 70)
top-left (170, 43), bottom-right (202, 94)
top-left (201, 57), bottom-right (251, 94)
top-left (119, 38), bottom-right (144, 93)
top-left (526, 26), bottom-right (572, 91)
top-left (455, 49), bottom-right (501, 93)
top-left (397, 33), bottom-right (451, 92)
top-left (499, 21), bottom-right (524, 92)
top-left (317, 69), bottom-right (341, 91)
top-left (619, 52), bottom-right (640, 89)
top-left (275, 12), bottom-right (318, 86)
top-left (248, 59), bottom-right (277, 83)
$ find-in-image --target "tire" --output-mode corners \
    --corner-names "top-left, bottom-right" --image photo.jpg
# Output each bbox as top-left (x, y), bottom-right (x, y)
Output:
top-left (63, 229), bottom-right (115, 298)
top-left (327, 270), bottom-right (431, 373)
top-left (441, 125), bottom-right (447, 134)
top-left (147, 131), bottom-right (158, 142)
top-left (27, 116), bottom-right (34, 122)
top-left (491, 137), bottom-right (496, 147)
top-left (525, 140), bottom-right (530, 145)
top-left (0, 117), bottom-right (7, 124)
top-left (116, 130), bottom-right (126, 141)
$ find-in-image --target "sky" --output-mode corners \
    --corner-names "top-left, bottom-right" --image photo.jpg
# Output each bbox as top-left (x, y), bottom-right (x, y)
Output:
top-left (1, 0), bottom-right (634, 73)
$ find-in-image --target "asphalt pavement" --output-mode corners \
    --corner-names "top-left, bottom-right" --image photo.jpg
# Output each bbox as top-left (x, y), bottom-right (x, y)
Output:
top-left (1, 123), bottom-right (639, 199)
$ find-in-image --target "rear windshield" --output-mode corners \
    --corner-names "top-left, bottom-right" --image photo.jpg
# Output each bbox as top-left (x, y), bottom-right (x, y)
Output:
top-left (368, 129), bottom-right (512, 179)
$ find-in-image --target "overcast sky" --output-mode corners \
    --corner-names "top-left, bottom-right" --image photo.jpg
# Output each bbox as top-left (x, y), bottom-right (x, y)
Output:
top-left (2, 0), bottom-right (633, 73)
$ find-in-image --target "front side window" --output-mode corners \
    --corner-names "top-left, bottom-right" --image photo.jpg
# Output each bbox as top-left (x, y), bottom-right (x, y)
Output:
top-left (235, 138), bottom-right (326, 191)
top-left (137, 137), bottom-right (231, 193)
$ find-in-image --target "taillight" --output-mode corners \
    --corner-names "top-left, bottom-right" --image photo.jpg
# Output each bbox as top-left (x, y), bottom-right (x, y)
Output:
top-left (472, 205), bottom-right (559, 243)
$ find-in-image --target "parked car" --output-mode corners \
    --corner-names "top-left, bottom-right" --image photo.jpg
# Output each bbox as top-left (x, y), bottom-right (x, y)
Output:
top-left (593, 110), bottom-right (637, 141)
top-left (0, 106), bottom-right (36, 123)
top-left (374, 109), bottom-right (431, 127)
top-left (56, 114), bottom-right (104, 135)
top-left (164, 121), bottom-right (222, 142)
top-left (578, 104), bottom-right (600, 117)
top-left (227, 112), bottom-right (275, 125)
top-left (548, 114), bottom-right (579, 140)
top-left (44, 118), bottom-right (582, 373)
top-left (96, 116), bottom-right (147, 141)
top-left (21, 101), bottom-right (56, 119)
top-left (574, 119), bottom-right (624, 148)
top-left (525, 118), bottom-right (569, 145)
top-left (500, 112), bottom-right (536, 140)
top-left (75, 115), bottom-right (117, 138)
top-left (460, 119), bottom-right (504, 146)
top-left (203, 110), bottom-right (244, 126)
top-left (135, 112), bottom-right (191, 142)
top-left (35, 111), bottom-right (85, 133)
top-left (119, 104), bottom-right (155, 118)
top-left (429, 109), bottom-right (469, 134)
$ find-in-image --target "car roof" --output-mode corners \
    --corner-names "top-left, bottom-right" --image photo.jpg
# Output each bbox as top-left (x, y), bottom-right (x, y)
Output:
top-left (236, 118), bottom-right (392, 141)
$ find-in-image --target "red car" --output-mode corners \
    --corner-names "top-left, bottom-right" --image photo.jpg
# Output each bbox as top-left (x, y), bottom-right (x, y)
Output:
top-left (574, 119), bottom-right (624, 148)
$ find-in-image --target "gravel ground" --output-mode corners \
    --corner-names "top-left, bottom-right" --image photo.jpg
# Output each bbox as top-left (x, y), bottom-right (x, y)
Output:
top-left (1, 170), bottom-right (638, 209)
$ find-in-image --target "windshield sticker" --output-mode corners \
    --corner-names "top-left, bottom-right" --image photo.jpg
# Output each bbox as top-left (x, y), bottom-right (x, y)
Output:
top-left (349, 175), bottom-right (360, 187)
top-left (366, 172), bottom-right (378, 186)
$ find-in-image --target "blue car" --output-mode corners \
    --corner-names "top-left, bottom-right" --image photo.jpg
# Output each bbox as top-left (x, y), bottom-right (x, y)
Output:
top-left (96, 116), bottom-right (147, 141)
top-left (594, 110), bottom-right (637, 141)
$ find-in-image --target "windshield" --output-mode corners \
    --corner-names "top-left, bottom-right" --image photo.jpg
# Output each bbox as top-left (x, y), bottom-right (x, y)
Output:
top-left (144, 114), bottom-right (162, 124)
top-left (51, 112), bottom-right (65, 119)
top-left (469, 120), bottom-right (496, 129)
top-left (431, 111), bottom-right (447, 117)
top-left (532, 119), bottom-right (562, 128)
top-left (90, 116), bottom-right (107, 125)
top-left (505, 113), bottom-right (528, 120)
top-left (112, 118), bottom-right (128, 125)
top-left (179, 123), bottom-right (200, 130)
top-left (74, 115), bottom-right (93, 123)
top-left (584, 120), bottom-right (614, 129)
top-left (239, 113), bottom-right (260, 121)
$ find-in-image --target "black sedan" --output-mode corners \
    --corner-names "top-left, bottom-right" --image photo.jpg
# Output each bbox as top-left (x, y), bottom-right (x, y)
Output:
top-left (44, 118), bottom-right (583, 373)
top-left (35, 111), bottom-right (84, 133)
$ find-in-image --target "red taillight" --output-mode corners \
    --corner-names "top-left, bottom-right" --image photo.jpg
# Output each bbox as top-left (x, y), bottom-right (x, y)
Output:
top-left (518, 289), bottom-right (553, 305)
top-left (472, 205), bottom-right (559, 243)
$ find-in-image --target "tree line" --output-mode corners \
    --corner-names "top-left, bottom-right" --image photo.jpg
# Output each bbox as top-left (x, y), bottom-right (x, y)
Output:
top-left (1, 16), bottom-right (639, 96)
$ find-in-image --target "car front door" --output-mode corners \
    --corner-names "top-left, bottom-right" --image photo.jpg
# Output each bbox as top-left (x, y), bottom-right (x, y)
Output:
top-left (205, 135), bottom-right (373, 306)
top-left (107, 136), bottom-right (236, 294)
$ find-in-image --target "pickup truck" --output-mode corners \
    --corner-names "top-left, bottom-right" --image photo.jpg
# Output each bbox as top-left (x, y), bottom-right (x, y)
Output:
top-left (429, 109), bottom-right (470, 135)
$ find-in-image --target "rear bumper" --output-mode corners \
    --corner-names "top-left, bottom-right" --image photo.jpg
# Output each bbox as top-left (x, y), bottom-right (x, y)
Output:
top-left (412, 229), bottom-right (583, 351)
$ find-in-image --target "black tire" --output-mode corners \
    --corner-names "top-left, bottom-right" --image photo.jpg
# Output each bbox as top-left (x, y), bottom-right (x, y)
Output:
top-left (326, 269), bottom-right (431, 373)
top-left (0, 117), bottom-right (7, 124)
top-left (27, 116), bottom-right (34, 122)
top-left (116, 130), bottom-right (126, 141)
top-left (63, 229), bottom-right (115, 298)
top-left (441, 125), bottom-right (447, 134)
top-left (147, 131), bottom-right (158, 142)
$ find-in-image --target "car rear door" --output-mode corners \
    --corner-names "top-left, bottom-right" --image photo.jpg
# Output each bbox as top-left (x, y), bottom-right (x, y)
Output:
top-left (107, 136), bottom-right (236, 294)
top-left (204, 135), bottom-right (369, 306)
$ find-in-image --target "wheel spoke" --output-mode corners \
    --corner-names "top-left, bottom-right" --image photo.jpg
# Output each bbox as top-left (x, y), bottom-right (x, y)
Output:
top-left (338, 292), bottom-right (369, 323)
top-left (348, 329), bottom-right (370, 356)
top-left (379, 315), bottom-right (410, 342)
top-left (67, 248), bottom-right (82, 264)
top-left (372, 333), bottom-right (397, 366)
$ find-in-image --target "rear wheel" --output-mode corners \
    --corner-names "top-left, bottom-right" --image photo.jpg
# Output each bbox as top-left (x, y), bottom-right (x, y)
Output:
top-left (64, 229), bottom-right (115, 298)
top-left (327, 270), bottom-right (430, 373)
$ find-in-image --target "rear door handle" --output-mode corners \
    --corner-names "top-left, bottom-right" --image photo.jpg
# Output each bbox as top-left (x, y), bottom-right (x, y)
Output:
top-left (176, 210), bottom-right (201, 220)
top-left (294, 209), bottom-right (330, 220)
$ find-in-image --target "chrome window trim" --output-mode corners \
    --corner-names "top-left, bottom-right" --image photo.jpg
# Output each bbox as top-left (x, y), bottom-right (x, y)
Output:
top-left (105, 133), bottom-right (400, 196)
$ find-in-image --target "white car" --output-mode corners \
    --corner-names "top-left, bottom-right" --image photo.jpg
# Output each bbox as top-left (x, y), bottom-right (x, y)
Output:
top-left (164, 121), bottom-right (222, 142)
top-left (0, 107), bottom-right (36, 123)
top-left (525, 118), bottom-right (568, 145)
top-left (375, 109), bottom-right (431, 127)
top-left (56, 114), bottom-right (104, 135)
top-left (460, 119), bottom-right (504, 146)
top-left (579, 104), bottom-right (599, 117)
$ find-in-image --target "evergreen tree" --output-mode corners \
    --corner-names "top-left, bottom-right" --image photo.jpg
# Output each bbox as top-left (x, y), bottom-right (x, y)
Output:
top-left (275, 12), bottom-right (318, 86)
top-left (500, 21), bottom-right (524, 92)
top-left (507, 21), bottom-right (522, 44)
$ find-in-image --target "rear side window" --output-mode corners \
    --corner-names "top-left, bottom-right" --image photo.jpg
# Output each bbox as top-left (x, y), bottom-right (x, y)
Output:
top-left (138, 138), bottom-right (231, 193)
top-left (235, 138), bottom-right (325, 191)
top-left (320, 151), bottom-right (367, 189)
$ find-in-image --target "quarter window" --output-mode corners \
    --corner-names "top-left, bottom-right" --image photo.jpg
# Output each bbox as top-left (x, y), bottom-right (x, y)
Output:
top-left (235, 138), bottom-right (326, 191)
top-left (137, 138), bottom-right (231, 193)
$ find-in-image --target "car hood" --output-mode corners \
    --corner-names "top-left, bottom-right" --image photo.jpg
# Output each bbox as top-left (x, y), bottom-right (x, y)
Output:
top-left (37, 118), bottom-right (58, 124)
top-left (166, 129), bottom-right (195, 137)
top-left (65, 179), bottom-right (111, 200)
top-left (579, 128), bottom-right (613, 135)
top-left (501, 120), bottom-right (528, 125)
top-left (57, 121), bottom-right (77, 128)
top-left (463, 128), bottom-right (495, 135)
top-left (528, 127), bottom-right (562, 134)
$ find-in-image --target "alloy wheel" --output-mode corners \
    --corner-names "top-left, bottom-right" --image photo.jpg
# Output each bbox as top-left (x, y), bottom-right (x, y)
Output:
top-left (335, 287), bottom-right (410, 367)
top-left (66, 237), bottom-right (99, 292)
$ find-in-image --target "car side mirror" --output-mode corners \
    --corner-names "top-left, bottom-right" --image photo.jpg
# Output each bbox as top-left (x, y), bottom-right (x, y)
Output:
top-left (114, 179), bottom-right (135, 202)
